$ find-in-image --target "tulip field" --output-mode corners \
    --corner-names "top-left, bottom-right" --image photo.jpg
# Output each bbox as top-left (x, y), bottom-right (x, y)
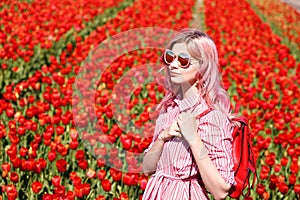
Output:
top-left (0, 0), bottom-right (299, 199)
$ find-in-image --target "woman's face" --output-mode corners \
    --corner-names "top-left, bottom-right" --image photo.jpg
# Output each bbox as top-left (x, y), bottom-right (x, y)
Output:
top-left (168, 43), bottom-right (199, 87)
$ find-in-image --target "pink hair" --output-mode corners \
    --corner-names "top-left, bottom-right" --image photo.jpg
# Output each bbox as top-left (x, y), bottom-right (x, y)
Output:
top-left (157, 28), bottom-right (234, 119)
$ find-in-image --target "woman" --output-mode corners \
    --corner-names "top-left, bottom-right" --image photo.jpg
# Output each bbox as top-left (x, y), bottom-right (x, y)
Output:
top-left (142, 29), bottom-right (236, 200)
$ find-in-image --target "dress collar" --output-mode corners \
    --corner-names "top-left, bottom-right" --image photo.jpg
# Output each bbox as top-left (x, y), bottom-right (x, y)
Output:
top-left (174, 93), bottom-right (207, 113)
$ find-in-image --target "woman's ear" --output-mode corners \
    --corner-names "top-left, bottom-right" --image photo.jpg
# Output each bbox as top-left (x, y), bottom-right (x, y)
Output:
top-left (195, 72), bottom-right (203, 86)
top-left (195, 72), bottom-right (202, 80)
top-left (195, 72), bottom-right (207, 90)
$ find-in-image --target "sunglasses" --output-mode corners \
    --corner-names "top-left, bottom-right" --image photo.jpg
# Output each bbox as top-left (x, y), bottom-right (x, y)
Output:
top-left (162, 49), bottom-right (191, 68)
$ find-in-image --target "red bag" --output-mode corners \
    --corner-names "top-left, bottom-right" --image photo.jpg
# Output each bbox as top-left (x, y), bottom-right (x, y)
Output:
top-left (228, 116), bottom-right (256, 199)
top-left (195, 109), bottom-right (256, 199)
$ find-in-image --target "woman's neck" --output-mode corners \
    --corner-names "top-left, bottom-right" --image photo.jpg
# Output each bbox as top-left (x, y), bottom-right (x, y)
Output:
top-left (180, 82), bottom-right (199, 99)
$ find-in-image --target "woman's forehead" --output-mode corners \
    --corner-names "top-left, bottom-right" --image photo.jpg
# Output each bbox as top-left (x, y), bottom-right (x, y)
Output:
top-left (171, 43), bottom-right (190, 56)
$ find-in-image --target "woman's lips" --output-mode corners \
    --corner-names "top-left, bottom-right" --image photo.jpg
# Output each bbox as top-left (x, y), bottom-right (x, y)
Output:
top-left (170, 72), bottom-right (180, 76)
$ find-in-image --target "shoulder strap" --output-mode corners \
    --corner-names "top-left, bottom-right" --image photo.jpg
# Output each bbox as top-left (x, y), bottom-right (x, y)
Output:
top-left (195, 107), bottom-right (213, 119)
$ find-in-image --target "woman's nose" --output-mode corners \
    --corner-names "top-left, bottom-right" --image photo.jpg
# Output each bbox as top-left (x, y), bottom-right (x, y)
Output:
top-left (169, 57), bottom-right (180, 69)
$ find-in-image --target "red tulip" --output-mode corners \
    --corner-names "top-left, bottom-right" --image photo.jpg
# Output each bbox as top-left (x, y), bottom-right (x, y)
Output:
top-left (52, 115), bottom-right (60, 124)
top-left (54, 185), bottom-right (65, 197)
top-left (126, 153), bottom-right (138, 166)
top-left (269, 181), bottom-right (277, 191)
top-left (56, 159), bottom-right (67, 172)
top-left (70, 139), bottom-right (79, 149)
top-left (96, 195), bottom-right (106, 200)
top-left (139, 176), bottom-right (148, 190)
top-left (74, 185), bottom-right (84, 198)
top-left (7, 145), bottom-right (17, 157)
top-left (78, 159), bottom-right (88, 170)
top-left (290, 162), bottom-right (299, 174)
top-left (28, 95), bottom-right (35, 103)
top-left (9, 134), bottom-right (19, 144)
top-left (48, 151), bottom-right (56, 162)
top-left (112, 158), bottom-right (123, 169)
top-left (97, 158), bottom-right (106, 167)
top-left (75, 150), bottom-right (85, 160)
top-left (110, 147), bottom-right (119, 158)
top-left (19, 147), bottom-right (28, 157)
top-left (107, 134), bottom-right (117, 143)
top-left (32, 181), bottom-right (43, 193)
top-left (21, 159), bottom-right (35, 171)
top-left (5, 184), bottom-right (18, 200)
top-left (110, 168), bottom-right (122, 182)
top-left (1, 63), bottom-right (7, 70)
top-left (278, 182), bottom-right (288, 195)
top-left (70, 128), bottom-right (78, 140)
top-left (120, 135), bottom-right (132, 150)
top-left (30, 121), bottom-right (38, 132)
top-left (69, 172), bottom-right (78, 181)
top-left (98, 147), bottom-right (108, 157)
top-left (56, 143), bottom-right (67, 155)
top-left (10, 156), bottom-right (21, 168)
top-left (274, 164), bottom-right (281, 173)
top-left (8, 120), bottom-right (16, 130)
top-left (43, 91), bottom-right (51, 102)
top-left (34, 133), bottom-right (42, 143)
top-left (42, 194), bottom-right (53, 200)
top-left (82, 183), bottom-right (91, 195)
top-left (17, 126), bottom-right (26, 135)
top-left (72, 176), bottom-right (82, 186)
top-left (0, 124), bottom-right (6, 138)
top-left (256, 183), bottom-right (265, 197)
top-left (120, 192), bottom-right (129, 200)
top-left (6, 107), bottom-right (14, 118)
top-left (66, 191), bottom-right (75, 200)
top-left (294, 184), bottom-right (300, 195)
top-left (289, 174), bottom-right (296, 185)
top-left (55, 125), bottom-right (64, 135)
top-left (101, 179), bottom-right (111, 192)
top-left (123, 172), bottom-right (137, 186)
top-left (34, 158), bottom-right (47, 173)
top-left (9, 172), bottom-right (19, 183)
top-left (2, 162), bottom-right (11, 176)
top-left (52, 175), bottom-right (61, 187)
top-left (97, 170), bottom-right (106, 180)
top-left (280, 157), bottom-right (288, 166)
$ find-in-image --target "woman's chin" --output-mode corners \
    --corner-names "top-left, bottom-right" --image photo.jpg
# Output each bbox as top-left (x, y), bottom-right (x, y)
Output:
top-left (170, 77), bottom-right (184, 85)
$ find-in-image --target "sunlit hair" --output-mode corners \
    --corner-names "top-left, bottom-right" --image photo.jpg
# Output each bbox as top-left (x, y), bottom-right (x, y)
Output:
top-left (157, 28), bottom-right (234, 119)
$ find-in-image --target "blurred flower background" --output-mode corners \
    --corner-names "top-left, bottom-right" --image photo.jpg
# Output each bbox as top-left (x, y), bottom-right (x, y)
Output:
top-left (0, 0), bottom-right (299, 199)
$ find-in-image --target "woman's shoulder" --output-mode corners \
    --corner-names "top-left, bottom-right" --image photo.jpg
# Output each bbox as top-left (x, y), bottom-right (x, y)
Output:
top-left (201, 108), bottom-right (230, 125)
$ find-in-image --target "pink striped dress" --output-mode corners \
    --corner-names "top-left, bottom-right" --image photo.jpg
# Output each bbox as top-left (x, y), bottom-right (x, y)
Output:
top-left (142, 94), bottom-right (236, 200)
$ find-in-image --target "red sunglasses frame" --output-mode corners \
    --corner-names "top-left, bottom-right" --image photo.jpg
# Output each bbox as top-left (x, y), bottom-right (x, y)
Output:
top-left (162, 49), bottom-right (191, 68)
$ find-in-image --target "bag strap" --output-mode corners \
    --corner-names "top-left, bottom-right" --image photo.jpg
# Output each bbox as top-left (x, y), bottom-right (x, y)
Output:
top-left (195, 107), bottom-right (214, 119)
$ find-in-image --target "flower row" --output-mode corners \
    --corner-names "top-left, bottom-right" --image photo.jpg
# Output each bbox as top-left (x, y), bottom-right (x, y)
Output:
top-left (204, 0), bottom-right (300, 199)
top-left (0, 0), bottom-right (133, 93)
top-left (0, 0), bottom-right (196, 199)
top-left (248, 0), bottom-right (300, 61)
top-left (0, 0), bottom-right (125, 61)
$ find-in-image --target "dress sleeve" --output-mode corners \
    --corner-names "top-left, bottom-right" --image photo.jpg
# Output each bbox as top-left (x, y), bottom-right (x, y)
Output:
top-left (143, 130), bottom-right (159, 155)
top-left (143, 113), bottom-right (166, 155)
top-left (198, 110), bottom-right (236, 186)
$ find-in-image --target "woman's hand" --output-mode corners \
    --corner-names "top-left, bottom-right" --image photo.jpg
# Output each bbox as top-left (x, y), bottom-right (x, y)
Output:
top-left (177, 109), bottom-right (199, 145)
top-left (158, 120), bottom-right (182, 142)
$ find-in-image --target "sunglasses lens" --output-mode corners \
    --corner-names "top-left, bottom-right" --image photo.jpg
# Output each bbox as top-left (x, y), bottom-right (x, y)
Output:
top-left (178, 53), bottom-right (190, 67)
top-left (164, 50), bottom-right (175, 64)
top-left (163, 50), bottom-right (190, 68)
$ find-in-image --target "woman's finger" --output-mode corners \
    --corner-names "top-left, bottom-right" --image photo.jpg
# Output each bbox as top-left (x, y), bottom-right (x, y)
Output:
top-left (170, 129), bottom-right (181, 137)
top-left (170, 124), bottom-right (180, 133)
